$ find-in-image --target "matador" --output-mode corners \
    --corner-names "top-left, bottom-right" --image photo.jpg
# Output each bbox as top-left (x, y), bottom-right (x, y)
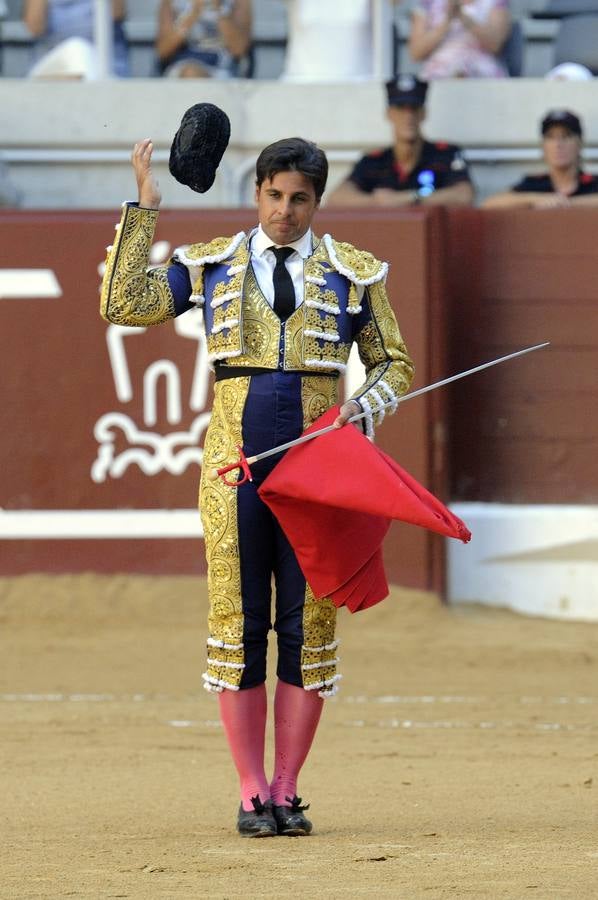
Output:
top-left (100, 133), bottom-right (414, 838)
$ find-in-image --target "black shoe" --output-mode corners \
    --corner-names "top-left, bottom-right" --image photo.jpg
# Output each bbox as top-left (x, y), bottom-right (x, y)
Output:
top-left (272, 795), bottom-right (313, 836)
top-left (237, 795), bottom-right (277, 838)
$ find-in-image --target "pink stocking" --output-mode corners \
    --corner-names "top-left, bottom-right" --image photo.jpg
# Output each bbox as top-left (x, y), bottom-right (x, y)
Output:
top-left (270, 679), bottom-right (324, 806)
top-left (218, 683), bottom-right (270, 811)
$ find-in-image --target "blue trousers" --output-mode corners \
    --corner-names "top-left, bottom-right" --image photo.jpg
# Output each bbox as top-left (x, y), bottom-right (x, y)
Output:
top-left (237, 372), bottom-right (307, 689)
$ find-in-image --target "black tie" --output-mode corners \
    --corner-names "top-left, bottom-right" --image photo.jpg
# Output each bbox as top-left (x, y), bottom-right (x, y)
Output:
top-left (270, 246), bottom-right (296, 321)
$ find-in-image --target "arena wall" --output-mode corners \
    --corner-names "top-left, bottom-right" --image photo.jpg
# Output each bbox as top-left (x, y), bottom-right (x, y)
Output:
top-left (445, 208), bottom-right (598, 620)
top-left (2, 204), bottom-right (596, 615)
top-left (0, 207), bottom-right (449, 594)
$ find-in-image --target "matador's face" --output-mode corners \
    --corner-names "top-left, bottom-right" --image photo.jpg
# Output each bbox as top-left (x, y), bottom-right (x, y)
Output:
top-left (255, 170), bottom-right (320, 246)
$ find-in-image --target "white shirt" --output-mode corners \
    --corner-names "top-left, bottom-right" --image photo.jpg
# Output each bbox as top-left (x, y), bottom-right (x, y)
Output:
top-left (249, 224), bottom-right (314, 310)
top-left (282, 0), bottom-right (373, 82)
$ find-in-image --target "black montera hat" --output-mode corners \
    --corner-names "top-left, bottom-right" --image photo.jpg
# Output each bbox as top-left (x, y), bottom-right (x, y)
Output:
top-left (541, 109), bottom-right (583, 137)
top-left (385, 75), bottom-right (428, 108)
top-left (169, 103), bottom-right (231, 193)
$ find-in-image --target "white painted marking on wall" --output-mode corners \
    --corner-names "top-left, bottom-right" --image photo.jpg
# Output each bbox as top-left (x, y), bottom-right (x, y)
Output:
top-left (144, 360), bottom-right (182, 426)
top-left (95, 309), bottom-right (210, 482)
top-left (106, 324), bottom-right (143, 403)
top-left (0, 269), bottom-right (62, 299)
top-left (174, 309), bottom-right (210, 413)
top-left (90, 413), bottom-right (209, 483)
top-left (0, 509), bottom-right (203, 539)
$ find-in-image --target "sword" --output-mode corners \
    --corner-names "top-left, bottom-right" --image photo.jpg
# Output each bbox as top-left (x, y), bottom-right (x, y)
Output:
top-left (207, 341), bottom-right (550, 486)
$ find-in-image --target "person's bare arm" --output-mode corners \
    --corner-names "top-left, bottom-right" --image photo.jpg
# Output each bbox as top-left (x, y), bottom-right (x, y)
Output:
top-left (408, 5), bottom-right (456, 61)
top-left (328, 180), bottom-right (473, 208)
top-left (483, 191), bottom-right (536, 208)
top-left (112, 0), bottom-right (126, 20)
top-left (420, 180), bottom-right (474, 206)
top-left (326, 179), bottom-right (384, 207)
top-left (23, 0), bottom-right (48, 37)
top-left (457, 3), bottom-right (511, 54)
top-left (217, 0), bottom-right (252, 58)
top-left (568, 193), bottom-right (598, 207)
top-left (482, 191), bottom-right (577, 209)
top-left (527, 192), bottom-right (598, 209)
top-left (156, 0), bottom-right (200, 61)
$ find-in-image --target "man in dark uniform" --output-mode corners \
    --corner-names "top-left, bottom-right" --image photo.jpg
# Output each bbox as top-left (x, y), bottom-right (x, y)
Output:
top-left (483, 109), bottom-right (598, 209)
top-left (327, 75), bottom-right (474, 207)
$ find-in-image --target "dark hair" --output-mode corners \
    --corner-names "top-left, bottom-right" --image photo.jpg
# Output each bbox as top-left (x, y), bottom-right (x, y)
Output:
top-left (255, 137), bottom-right (328, 200)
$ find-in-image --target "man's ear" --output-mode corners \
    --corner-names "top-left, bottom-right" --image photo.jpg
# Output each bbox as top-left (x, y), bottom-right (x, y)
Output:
top-left (254, 184), bottom-right (260, 204)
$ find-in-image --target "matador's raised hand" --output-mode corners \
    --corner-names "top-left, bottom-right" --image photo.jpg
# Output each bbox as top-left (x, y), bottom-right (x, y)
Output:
top-left (132, 138), bottom-right (162, 210)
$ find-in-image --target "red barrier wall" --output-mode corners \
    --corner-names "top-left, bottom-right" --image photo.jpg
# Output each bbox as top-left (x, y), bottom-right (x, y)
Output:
top-left (446, 208), bottom-right (598, 503)
top-left (0, 208), bottom-right (449, 591)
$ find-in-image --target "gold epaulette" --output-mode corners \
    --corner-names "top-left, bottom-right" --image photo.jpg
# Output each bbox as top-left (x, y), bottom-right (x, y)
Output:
top-left (321, 234), bottom-right (388, 286)
top-left (174, 232), bottom-right (248, 267)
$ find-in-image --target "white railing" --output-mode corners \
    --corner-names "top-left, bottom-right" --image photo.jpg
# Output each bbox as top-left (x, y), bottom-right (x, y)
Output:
top-left (3, 145), bottom-right (598, 206)
top-left (94, 0), bottom-right (114, 80)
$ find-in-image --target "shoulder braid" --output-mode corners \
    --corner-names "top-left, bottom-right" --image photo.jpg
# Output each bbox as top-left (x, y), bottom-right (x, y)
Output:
top-left (322, 234), bottom-right (388, 286)
top-left (174, 232), bottom-right (247, 267)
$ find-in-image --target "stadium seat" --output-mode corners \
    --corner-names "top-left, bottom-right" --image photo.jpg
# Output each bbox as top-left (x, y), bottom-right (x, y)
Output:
top-left (553, 12), bottom-right (598, 72)
top-left (500, 19), bottom-right (524, 76)
top-left (541, 0), bottom-right (598, 14)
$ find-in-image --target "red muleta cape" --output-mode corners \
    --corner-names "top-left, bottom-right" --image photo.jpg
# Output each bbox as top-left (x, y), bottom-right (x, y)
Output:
top-left (258, 405), bottom-right (470, 613)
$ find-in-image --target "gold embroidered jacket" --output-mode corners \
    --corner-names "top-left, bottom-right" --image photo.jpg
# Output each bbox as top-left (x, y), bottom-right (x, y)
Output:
top-left (100, 203), bottom-right (414, 433)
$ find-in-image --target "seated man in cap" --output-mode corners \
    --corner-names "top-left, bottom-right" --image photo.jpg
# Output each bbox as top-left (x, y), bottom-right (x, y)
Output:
top-left (483, 110), bottom-right (598, 208)
top-left (327, 76), bottom-right (474, 208)
top-left (100, 126), bottom-right (414, 838)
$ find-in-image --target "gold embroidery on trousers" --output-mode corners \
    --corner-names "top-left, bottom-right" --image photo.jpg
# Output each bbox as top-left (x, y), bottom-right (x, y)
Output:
top-left (200, 377), bottom-right (249, 691)
top-left (301, 585), bottom-right (340, 696)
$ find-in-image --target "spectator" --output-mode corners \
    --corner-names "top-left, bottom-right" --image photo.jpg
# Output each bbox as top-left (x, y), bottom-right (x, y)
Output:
top-left (281, 0), bottom-right (371, 82)
top-left (327, 76), bottom-right (474, 208)
top-left (280, 0), bottom-right (403, 82)
top-left (408, 0), bottom-right (511, 79)
top-left (23, 0), bottom-right (130, 79)
top-left (155, 0), bottom-right (252, 78)
top-left (483, 110), bottom-right (598, 209)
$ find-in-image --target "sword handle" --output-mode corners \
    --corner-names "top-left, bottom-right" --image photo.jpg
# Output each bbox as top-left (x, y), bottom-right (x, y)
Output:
top-left (207, 448), bottom-right (257, 485)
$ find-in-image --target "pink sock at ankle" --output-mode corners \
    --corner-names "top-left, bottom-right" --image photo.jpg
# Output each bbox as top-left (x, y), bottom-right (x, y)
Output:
top-left (270, 679), bottom-right (324, 806)
top-left (218, 683), bottom-right (270, 811)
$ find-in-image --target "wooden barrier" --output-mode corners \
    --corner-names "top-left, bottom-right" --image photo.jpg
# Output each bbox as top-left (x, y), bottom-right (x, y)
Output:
top-left (446, 208), bottom-right (598, 504)
top-left (3, 206), bottom-right (595, 587)
top-left (0, 208), bottom-right (448, 591)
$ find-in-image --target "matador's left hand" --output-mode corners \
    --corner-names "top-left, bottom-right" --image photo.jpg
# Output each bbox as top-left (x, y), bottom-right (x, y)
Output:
top-left (333, 400), bottom-right (362, 429)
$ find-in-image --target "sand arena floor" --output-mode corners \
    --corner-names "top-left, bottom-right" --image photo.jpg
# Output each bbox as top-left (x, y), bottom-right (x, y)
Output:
top-left (1, 574), bottom-right (597, 899)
